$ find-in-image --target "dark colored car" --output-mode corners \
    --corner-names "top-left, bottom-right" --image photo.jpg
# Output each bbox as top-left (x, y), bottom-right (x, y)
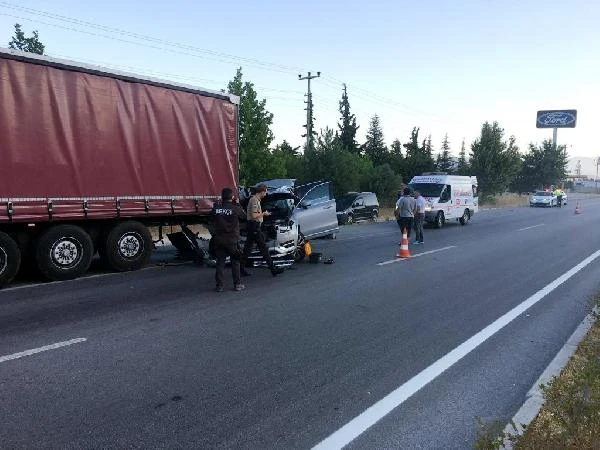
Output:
top-left (336, 192), bottom-right (379, 225)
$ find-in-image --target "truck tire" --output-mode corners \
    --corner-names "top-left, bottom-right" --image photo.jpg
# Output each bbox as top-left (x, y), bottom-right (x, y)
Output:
top-left (434, 211), bottom-right (445, 229)
top-left (0, 232), bottom-right (21, 288)
top-left (102, 221), bottom-right (152, 272)
top-left (35, 225), bottom-right (94, 281)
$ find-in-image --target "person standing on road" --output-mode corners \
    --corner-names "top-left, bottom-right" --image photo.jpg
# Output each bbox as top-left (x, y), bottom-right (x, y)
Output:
top-left (242, 184), bottom-right (284, 277)
top-left (553, 187), bottom-right (563, 208)
top-left (395, 187), bottom-right (417, 240)
top-left (210, 188), bottom-right (247, 292)
top-left (413, 191), bottom-right (426, 244)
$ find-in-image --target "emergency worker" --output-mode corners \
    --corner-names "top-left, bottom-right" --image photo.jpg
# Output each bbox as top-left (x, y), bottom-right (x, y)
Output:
top-left (553, 187), bottom-right (563, 207)
top-left (210, 187), bottom-right (246, 292)
top-left (241, 184), bottom-right (284, 276)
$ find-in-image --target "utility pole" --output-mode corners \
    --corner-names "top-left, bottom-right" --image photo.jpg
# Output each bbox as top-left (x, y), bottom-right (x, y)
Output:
top-left (298, 71), bottom-right (320, 151)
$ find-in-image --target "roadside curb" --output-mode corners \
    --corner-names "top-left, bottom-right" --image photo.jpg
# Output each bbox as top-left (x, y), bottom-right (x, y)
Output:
top-left (502, 307), bottom-right (598, 448)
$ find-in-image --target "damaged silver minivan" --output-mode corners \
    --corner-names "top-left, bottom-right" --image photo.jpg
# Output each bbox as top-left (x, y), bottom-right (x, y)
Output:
top-left (238, 179), bottom-right (339, 267)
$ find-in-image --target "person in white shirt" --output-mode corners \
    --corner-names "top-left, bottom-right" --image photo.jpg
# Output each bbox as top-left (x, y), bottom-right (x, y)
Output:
top-left (395, 187), bottom-right (417, 240)
top-left (413, 191), bottom-right (426, 244)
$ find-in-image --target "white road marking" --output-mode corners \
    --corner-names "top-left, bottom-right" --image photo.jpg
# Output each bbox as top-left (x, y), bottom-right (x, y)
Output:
top-left (377, 246), bottom-right (456, 266)
top-left (313, 248), bottom-right (600, 450)
top-left (0, 338), bottom-right (87, 364)
top-left (517, 224), bottom-right (545, 231)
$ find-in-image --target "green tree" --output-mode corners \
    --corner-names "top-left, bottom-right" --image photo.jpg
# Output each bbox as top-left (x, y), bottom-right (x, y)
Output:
top-left (272, 140), bottom-right (303, 179)
top-left (511, 139), bottom-right (568, 193)
top-left (403, 127), bottom-right (435, 180)
top-left (388, 138), bottom-right (404, 176)
top-left (361, 163), bottom-right (403, 206)
top-left (424, 134), bottom-right (434, 159)
top-left (363, 114), bottom-right (387, 166)
top-left (338, 84), bottom-right (359, 153)
top-left (470, 121), bottom-right (521, 200)
top-left (436, 134), bottom-right (454, 173)
top-left (9, 24), bottom-right (45, 54)
top-left (227, 68), bottom-right (278, 184)
top-left (304, 128), bottom-right (370, 196)
top-left (457, 138), bottom-right (470, 175)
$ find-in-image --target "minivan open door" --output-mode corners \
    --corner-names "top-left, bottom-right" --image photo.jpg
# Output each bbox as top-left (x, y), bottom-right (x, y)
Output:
top-left (294, 181), bottom-right (339, 239)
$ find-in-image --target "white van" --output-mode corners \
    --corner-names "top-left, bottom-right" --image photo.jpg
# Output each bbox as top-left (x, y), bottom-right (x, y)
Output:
top-left (408, 173), bottom-right (478, 228)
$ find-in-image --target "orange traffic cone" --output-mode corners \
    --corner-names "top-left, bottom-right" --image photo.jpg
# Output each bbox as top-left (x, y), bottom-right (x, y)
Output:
top-left (574, 201), bottom-right (581, 215)
top-left (397, 228), bottom-right (411, 258)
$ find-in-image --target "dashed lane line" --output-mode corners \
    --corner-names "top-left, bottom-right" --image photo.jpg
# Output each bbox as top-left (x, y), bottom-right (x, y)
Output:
top-left (517, 224), bottom-right (545, 231)
top-left (376, 246), bottom-right (456, 266)
top-left (0, 338), bottom-right (87, 364)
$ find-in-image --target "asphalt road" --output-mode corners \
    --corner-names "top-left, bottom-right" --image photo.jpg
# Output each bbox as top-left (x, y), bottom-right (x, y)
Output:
top-left (1, 196), bottom-right (600, 449)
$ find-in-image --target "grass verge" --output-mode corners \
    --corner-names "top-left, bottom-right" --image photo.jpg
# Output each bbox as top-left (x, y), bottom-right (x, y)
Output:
top-left (475, 297), bottom-right (600, 449)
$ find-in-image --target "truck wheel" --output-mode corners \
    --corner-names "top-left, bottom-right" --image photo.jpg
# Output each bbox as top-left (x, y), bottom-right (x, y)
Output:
top-left (371, 210), bottom-right (379, 222)
top-left (459, 209), bottom-right (470, 225)
top-left (35, 225), bottom-right (94, 281)
top-left (0, 232), bottom-right (21, 288)
top-left (346, 214), bottom-right (354, 225)
top-left (435, 211), bottom-right (445, 229)
top-left (102, 221), bottom-right (152, 272)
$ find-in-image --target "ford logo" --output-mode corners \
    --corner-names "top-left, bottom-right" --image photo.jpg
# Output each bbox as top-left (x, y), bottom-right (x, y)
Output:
top-left (536, 110), bottom-right (577, 128)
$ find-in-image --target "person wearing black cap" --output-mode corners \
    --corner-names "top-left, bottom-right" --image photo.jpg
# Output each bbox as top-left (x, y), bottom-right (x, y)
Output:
top-left (210, 187), bottom-right (247, 292)
top-left (241, 184), bottom-right (284, 276)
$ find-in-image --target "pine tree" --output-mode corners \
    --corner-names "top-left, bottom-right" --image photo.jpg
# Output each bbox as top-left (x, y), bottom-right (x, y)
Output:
top-left (457, 138), bottom-right (469, 175)
top-left (436, 134), bottom-right (454, 173)
top-left (363, 114), bottom-right (387, 166)
top-left (403, 127), bottom-right (435, 179)
top-left (338, 84), bottom-right (359, 153)
top-left (389, 139), bottom-right (404, 176)
top-left (423, 135), bottom-right (434, 164)
top-left (9, 24), bottom-right (45, 54)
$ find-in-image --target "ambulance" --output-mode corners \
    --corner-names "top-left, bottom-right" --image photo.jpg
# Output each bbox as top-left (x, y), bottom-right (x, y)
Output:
top-left (408, 173), bottom-right (478, 228)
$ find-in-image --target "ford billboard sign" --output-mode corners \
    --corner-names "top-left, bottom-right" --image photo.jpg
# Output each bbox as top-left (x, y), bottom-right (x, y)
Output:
top-left (536, 110), bottom-right (577, 128)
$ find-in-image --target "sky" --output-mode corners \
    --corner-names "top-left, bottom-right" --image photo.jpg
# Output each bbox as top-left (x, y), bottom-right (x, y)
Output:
top-left (2, 0), bottom-right (599, 169)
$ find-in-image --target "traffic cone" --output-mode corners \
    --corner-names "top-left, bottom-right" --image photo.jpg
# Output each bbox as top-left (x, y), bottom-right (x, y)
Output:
top-left (574, 201), bottom-right (581, 215)
top-left (396, 228), bottom-right (411, 258)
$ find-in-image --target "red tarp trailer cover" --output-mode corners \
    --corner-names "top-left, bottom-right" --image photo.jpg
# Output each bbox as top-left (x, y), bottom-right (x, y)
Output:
top-left (0, 48), bottom-right (239, 222)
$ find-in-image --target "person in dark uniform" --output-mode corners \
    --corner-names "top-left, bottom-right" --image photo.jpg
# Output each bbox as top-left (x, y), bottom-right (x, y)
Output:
top-left (241, 184), bottom-right (284, 277)
top-left (210, 187), bottom-right (247, 292)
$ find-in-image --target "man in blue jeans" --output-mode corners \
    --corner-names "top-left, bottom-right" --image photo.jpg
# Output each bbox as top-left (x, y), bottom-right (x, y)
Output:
top-left (413, 190), bottom-right (426, 244)
top-left (395, 187), bottom-right (417, 240)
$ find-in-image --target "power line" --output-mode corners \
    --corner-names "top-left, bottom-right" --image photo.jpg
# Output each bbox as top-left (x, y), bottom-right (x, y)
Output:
top-left (0, 1), bottom-right (452, 122)
top-left (1, 3), bottom-right (474, 132)
top-left (0, 1), bottom-right (306, 74)
top-left (0, 11), bottom-right (298, 75)
top-left (46, 52), bottom-right (305, 96)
